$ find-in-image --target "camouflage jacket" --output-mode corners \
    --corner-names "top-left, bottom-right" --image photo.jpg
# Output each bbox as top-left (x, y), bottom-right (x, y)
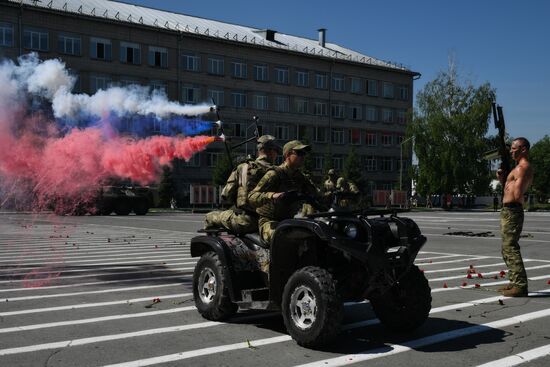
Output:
top-left (248, 162), bottom-right (319, 221)
top-left (323, 178), bottom-right (337, 196)
top-left (336, 177), bottom-right (359, 194)
top-left (221, 156), bottom-right (274, 211)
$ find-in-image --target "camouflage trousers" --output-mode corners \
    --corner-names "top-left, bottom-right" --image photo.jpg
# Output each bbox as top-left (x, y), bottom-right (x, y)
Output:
top-left (258, 217), bottom-right (279, 245)
top-left (204, 209), bottom-right (258, 234)
top-left (500, 206), bottom-right (527, 290)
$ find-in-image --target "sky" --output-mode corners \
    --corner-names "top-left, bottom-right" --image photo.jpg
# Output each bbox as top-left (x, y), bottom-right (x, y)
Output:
top-left (128, 0), bottom-right (549, 145)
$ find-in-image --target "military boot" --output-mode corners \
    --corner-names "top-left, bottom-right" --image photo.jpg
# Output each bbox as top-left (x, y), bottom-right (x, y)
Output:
top-left (500, 286), bottom-right (528, 297)
top-left (497, 283), bottom-right (514, 292)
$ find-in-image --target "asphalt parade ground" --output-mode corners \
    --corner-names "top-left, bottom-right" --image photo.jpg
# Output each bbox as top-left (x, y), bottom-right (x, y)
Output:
top-left (1, 210), bottom-right (549, 367)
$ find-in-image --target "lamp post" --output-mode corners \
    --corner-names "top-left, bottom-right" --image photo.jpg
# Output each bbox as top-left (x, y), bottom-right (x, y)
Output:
top-left (399, 136), bottom-right (414, 191)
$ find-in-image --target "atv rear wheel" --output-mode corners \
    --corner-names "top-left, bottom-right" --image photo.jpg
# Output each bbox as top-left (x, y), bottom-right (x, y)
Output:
top-left (113, 200), bottom-right (131, 216)
top-left (133, 199), bottom-right (149, 215)
top-left (370, 265), bottom-right (431, 332)
top-left (282, 266), bottom-right (342, 347)
top-left (193, 251), bottom-right (237, 321)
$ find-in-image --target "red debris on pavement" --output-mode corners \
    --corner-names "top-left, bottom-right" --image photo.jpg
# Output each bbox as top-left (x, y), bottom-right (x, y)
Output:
top-left (443, 283), bottom-right (448, 288)
top-left (153, 298), bottom-right (161, 303)
top-left (466, 274), bottom-right (473, 279)
top-left (462, 282), bottom-right (468, 287)
top-left (499, 270), bottom-right (507, 277)
top-left (474, 284), bottom-right (481, 288)
top-left (477, 273), bottom-right (483, 278)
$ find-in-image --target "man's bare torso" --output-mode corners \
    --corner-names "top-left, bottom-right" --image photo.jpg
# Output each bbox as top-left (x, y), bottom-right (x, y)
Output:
top-left (503, 160), bottom-right (533, 204)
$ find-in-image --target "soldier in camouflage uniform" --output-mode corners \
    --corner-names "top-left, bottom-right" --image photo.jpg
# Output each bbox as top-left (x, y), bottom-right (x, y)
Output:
top-left (204, 135), bottom-right (281, 234)
top-left (248, 140), bottom-right (319, 244)
top-left (336, 176), bottom-right (360, 209)
top-left (497, 137), bottom-right (534, 297)
top-left (322, 169), bottom-right (338, 206)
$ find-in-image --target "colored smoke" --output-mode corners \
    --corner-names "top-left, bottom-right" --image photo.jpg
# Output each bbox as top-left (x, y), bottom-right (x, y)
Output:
top-left (0, 53), bottom-right (217, 211)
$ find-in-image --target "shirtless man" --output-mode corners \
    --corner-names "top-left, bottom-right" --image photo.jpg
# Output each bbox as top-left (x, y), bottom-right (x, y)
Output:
top-left (497, 137), bottom-right (534, 297)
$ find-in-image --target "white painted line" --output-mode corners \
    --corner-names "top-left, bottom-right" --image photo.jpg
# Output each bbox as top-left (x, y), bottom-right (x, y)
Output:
top-left (294, 308), bottom-right (550, 367)
top-left (0, 273), bottom-right (193, 294)
top-left (0, 246), bottom-right (190, 260)
top-left (423, 262), bottom-right (511, 274)
top-left (414, 254), bottom-right (463, 261)
top-left (416, 256), bottom-right (489, 266)
top-left (429, 264), bottom-right (550, 282)
top-left (3, 283), bottom-right (186, 302)
top-left (0, 293), bottom-right (192, 317)
top-left (0, 261), bottom-right (197, 283)
top-left (98, 290), bottom-right (550, 367)
top-left (0, 306), bottom-right (197, 333)
top-left (475, 344), bottom-right (550, 367)
top-left (432, 274), bottom-right (550, 293)
top-left (0, 251), bottom-right (190, 265)
top-left (424, 232), bottom-right (550, 245)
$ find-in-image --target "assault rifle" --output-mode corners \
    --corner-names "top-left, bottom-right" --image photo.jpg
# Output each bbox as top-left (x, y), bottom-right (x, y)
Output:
top-left (492, 102), bottom-right (511, 185)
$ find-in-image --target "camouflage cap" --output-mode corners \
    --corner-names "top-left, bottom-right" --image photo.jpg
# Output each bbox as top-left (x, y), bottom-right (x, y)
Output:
top-left (283, 140), bottom-right (311, 156)
top-left (257, 135), bottom-right (282, 153)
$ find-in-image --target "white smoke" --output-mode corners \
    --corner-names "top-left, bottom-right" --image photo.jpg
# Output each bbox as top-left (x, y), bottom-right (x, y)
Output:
top-left (1, 53), bottom-right (213, 119)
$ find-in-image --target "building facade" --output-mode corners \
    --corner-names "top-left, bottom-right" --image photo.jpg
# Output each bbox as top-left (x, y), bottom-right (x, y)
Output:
top-left (0, 0), bottom-right (418, 202)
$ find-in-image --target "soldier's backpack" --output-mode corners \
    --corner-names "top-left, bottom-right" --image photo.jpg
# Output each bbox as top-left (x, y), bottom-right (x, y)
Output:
top-left (220, 157), bottom-right (254, 206)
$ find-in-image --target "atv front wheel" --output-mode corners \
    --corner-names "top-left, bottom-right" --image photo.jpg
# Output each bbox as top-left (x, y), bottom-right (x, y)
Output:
top-left (193, 251), bottom-right (237, 321)
top-left (370, 265), bottom-right (431, 331)
top-left (282, 266), bottom-right (342, 348)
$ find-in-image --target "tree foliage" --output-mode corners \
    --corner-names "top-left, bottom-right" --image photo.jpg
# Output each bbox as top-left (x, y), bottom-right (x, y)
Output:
top-left (158, 165), bottom-right (175, 207)
top-left (408, 67), bottom-right (495, 197)
top-left (530, 135), bottom-right (550, 201)
top-left (212, 153), bottom-right (233, 186)
top-left (343, 146), bottom-right (364, 187)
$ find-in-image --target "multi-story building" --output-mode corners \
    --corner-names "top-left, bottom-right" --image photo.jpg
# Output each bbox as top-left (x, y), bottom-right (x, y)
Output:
top-left (0, 0), bottom-right (418, 202)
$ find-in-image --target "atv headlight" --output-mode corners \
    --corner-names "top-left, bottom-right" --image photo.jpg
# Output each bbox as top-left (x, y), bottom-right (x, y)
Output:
top-left (344, 223), bottom-right (358, 239)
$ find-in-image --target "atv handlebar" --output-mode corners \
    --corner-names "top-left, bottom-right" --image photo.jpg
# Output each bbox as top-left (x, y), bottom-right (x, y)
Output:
top-left (275, 190), bottom-right (328, 212)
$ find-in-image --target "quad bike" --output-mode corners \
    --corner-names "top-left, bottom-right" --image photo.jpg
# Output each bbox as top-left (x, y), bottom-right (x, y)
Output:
top-left (190, 192), bottom-right (431, 348)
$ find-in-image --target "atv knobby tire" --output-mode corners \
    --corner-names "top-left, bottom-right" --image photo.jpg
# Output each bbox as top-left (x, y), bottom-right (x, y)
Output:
top-left (193, 251), bottom-right (237, 321)
top-left (370, 265), bottom-right (431, 331)
top-left (282, 266), bottom-right (342, 348)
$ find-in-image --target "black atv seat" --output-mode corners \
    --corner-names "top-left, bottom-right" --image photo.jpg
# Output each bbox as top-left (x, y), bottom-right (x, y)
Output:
top-left (243, 233), bottom-right (270, 250)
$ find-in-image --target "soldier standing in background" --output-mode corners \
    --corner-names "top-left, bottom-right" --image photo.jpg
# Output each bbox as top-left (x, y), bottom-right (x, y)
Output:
top-left (336, 176), bottom-right (359, 209)
top-left (322, 169), bottom-right (338, 207)
top-left (248, 140), bottom-right (319, 244)
top-left (497, 137), bottom-right (534, 297)
top-left (204, 135), bottom-right (281, 234)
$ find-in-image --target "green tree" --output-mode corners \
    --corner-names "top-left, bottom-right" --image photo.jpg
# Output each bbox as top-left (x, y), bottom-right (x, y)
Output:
top-left (322, 146), bottom-right (333, 176)
top-left (530, 135), bottom-right (550, 202)
top-left (408, 66), bottom-right (495, 204)
top-left (212, 153), bottom-right (233, 186)
top-left (301, 137), bottom-right (315, 175)
top-left (343, 146), bottom-right (363, 187)
top-left (158, 165), bottom-right (175, 207)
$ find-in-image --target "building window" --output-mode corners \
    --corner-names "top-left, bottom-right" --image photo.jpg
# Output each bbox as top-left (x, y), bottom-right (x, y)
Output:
top-left (383, 82), bottom-right (394, 98)
top-left (232, 92), bottom-right (247, 108)
top-left (182, 154), bottom-right (201, 167)
top-left (350, 78), bottom-right (362, 94)
top-left (349, 129), bottom-right (361, 145)
top-left (333, 157), bottom-right (343, 171)
top-left (90, 74), bottom-right (111, 93)
top-left (207, 153), bottom-right (222, 167)
top-left (0, 22), bottom-right (14, 47)
top-left (182, 85), bottom-right (200, 103)
top-left (315, 73), bottom-right (328, 89)
top-left (396, 135), bottom-right (405, 145)
top-left (253, 94), bottom-right (268, 110)
top-left (398, 85), bottom-right (409, 100)
top-left (148, 46), bottom-right (167, 68)
top-left (315, 126), bottom-right (327, 142)
top-left (366, 156), bottom-right (377, 171)
top-left (276, 96), bottom-right (289, 112)
top-left (350, 105), bottom-right (362, 120)
top-left (275, 67), bottom-right (289, 84)
top-left (296, 70), bottom-right (309, 87)
top-left (120, 42), bottom-right (141, 65)
top-left (331, 128), bottom-right (345, 144)
top-left (58, 33), bottom-right (81, 55)
top-left (366, 133), bottom-right (377, 146)
top-left (275, 125), bottom-right (289, 140)
top-left (208, 89), bottom-right (224, 106)
top-left (232, 62), bottom-right (247, 78)
top-left (367, 106), bottom-right (377, 121)
top-left (182, 53), bottom-right (200, 71)
top-left (314, 102), bottom-right (327, 116)
top-left (119, 77), bottom-right (139, 87)
top-left (296, 99), bottom-right (308, 114)
top-left (383, 109), bottom-right (394, 123)
top-left (228, 123), bottom-right (245, 138)
top-left (397, 110), bottom-right (407, 124)
top-left (382, 134), bottom-right (393, 146)
top-left (331, 104), bottom-right (345, 119)
top-left (332, 75), bottom-right (345, 92)
top-left (208, 57), bottom-right (224, 75)
top-left (367, 79), bottom-right (378, 96)
top-left (24, 27), bottom-right (48, 51)
top-left (89, 37), bottom-right (112, 61)
top-left (382, 158), bottom-right (393, 171)
top-left (314, 156), bottom-right (324, 171)
top-left (150, 80), bottom-right (166, 94)
top-left (254, 64), bottom-right (268, 81)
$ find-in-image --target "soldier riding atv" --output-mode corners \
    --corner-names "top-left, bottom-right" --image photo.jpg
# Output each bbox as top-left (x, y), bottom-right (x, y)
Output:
top-left (191, 190), bottom-right (431, 347)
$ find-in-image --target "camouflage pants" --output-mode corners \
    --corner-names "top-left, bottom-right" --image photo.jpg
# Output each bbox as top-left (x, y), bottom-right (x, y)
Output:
top-left (500, 206), bottom-right (527, 290)
top-left (258, 217), bottom-right (278, 245)
top-left (204, 210), bottom-right (258, 234)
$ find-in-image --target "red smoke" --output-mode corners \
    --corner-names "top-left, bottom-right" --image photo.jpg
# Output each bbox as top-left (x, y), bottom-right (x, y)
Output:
top-left (0, 119), bottom-right (215, 211)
